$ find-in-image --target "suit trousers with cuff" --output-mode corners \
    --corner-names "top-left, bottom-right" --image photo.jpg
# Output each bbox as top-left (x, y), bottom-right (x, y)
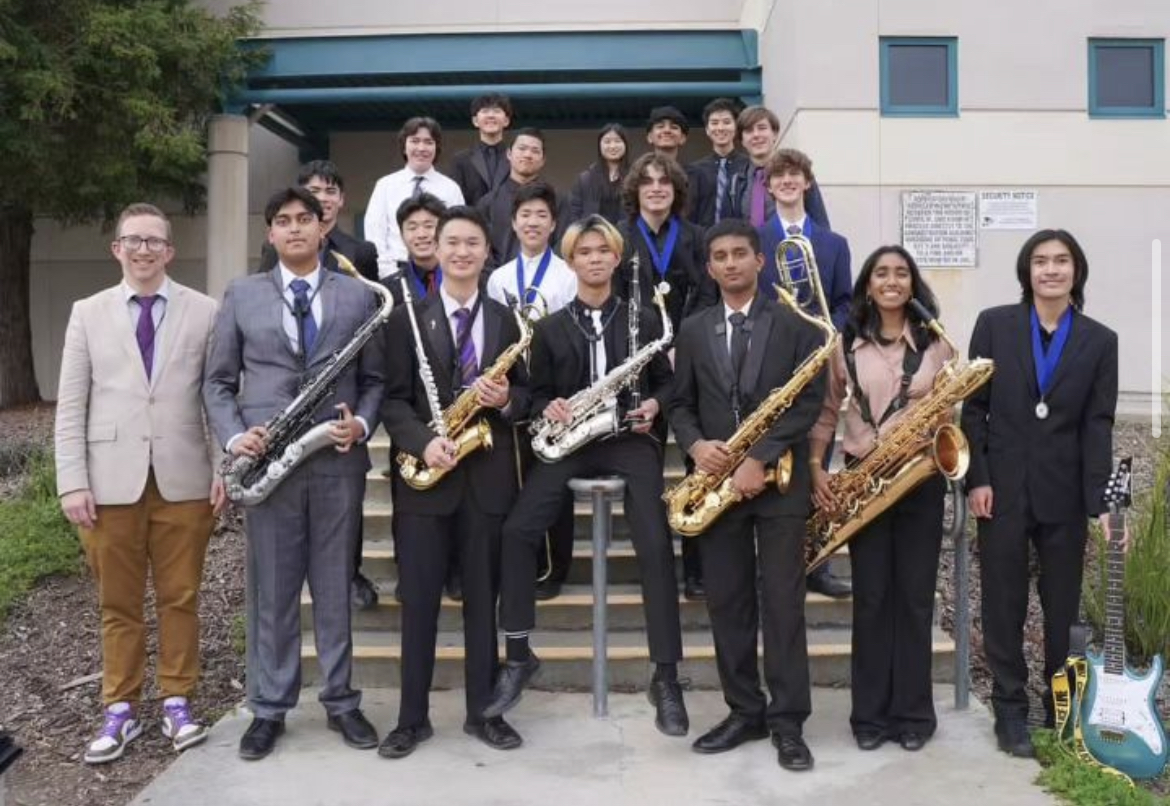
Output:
top-left (79, 472), bottom-right (214, 706)
top-left (498, 434), bottom-right (682, 663)
top-left (699, 497), bottom-right (810, 737)
top-left (847, 474), bottom-right (945, 737)
top-left (977, 497), bottom-right (1088, 722)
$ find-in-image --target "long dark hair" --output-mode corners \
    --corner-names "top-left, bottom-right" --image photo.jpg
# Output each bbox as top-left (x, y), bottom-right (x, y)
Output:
top-left (1015, 229), bottom-right (1088, 311)
top-left (843, 245), bottom-right (939, 351)
top-left (596, 123), bottom-right (630, 173)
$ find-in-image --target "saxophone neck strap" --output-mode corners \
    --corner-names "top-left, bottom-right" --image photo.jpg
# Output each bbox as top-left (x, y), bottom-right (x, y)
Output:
top-left (843, 335), bottom-right (924, 433)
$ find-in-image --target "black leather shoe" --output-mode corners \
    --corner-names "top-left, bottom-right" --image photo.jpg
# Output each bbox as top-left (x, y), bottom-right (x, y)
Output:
top-left (855, 730), bottom-right (887, 751)
top-left (806, 565), bottom-right (851, 598)
top-left (995, 719), bottom-right (1035, 758)
top-left (482, 652), bottom-right (540, 719)
top-left (534, 579), bottom-right (563, 601)
top-left (692, 714), bottom-right (768, 754)
top-left (683, 577), bottom-right (706, 601)
top-left (445, 575), bottom-right (463, 602)
top-left (464, 717), bottom-right (522, 750)
top-left (648, 679), bottom-right (689, 737)
top-left (899, 732), bottom-right (928, 752)
top-left (774, 734), bottom-right (814, 771)
top-left (327, 709), bottom-right (379, 750)
top-left (378, 722), bottom-right (433, 759)
top-left (239, 717), bottom-right (284, 761)
top-left (350, 573), bottom-right (379, 611)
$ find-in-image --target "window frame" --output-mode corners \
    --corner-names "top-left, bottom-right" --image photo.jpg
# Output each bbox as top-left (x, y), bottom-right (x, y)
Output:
top-left (879, 36), bottom-right (959, 118)
top-left (1088, 38), bottom-right (1165, 119)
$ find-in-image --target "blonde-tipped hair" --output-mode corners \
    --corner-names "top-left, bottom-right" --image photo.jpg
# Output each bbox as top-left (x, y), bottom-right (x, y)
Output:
top-left (560, 214), bottom-right (624, 260)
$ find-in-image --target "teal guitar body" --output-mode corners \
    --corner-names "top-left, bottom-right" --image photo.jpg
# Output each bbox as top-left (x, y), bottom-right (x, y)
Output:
top-left (1079, 650), bottom-right (1168, 780)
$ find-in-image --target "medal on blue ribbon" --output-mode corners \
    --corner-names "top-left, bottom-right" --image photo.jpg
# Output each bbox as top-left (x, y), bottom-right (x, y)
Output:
top-left (516, 248), bottom-right (552, 306)
top-left (636, 216), bottom-right (680, 280)
top-left (1030, 306), bottom-right (1073, 420)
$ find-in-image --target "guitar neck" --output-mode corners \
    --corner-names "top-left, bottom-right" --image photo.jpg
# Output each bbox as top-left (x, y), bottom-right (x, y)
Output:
top-left (1103, 510), bottom-right (1127, 675)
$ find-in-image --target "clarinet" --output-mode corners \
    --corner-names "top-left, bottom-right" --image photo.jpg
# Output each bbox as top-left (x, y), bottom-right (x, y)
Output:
top-left (627, 253), bottom-right (642, 416)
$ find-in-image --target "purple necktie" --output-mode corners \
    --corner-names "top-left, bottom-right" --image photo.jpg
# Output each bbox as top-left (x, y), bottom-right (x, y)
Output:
top-left (133, 294), bottom-right (159, 379)
top-left (453, 308), bottom-right (478, 386)
top-left (750, 166), bottom-right (767, 227)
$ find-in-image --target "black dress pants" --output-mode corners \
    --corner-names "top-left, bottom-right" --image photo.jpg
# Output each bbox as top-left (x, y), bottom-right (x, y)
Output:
top-left (498, 434), bottom-right (682, 663)
top-left (515, 428), bottom-right (577, 585)
top-left (699, 496), bottom-right (810, 736)
top-left (848, 474), bottom-right (945, 737)
top-left (977, 496), bottom-right (1088, 721)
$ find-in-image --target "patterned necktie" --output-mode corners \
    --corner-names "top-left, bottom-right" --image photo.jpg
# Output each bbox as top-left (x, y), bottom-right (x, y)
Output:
top-left (289, 278), bottom-right (318, 357)
top-left (133, 295), bottom-right (159, 379)
top-left (715, 157), bottom-right (729, 222)
top-left (453, 307), bottom-right (478, 386)
top-left (411, 175), bottom-right (425, 199)
top-left (787, 224), bottom-right (802, 236)
top-left (750, 166), bottom-right (767, 227)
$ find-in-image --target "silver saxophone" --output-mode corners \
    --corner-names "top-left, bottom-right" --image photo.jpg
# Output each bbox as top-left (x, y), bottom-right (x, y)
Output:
top-left (221, 252), bottom-right (394, 505)
top-left (529, 282), bottom-right (672, 463)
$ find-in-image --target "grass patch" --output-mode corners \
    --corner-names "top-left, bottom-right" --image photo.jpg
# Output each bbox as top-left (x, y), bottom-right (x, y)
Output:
top-left (1034, 729), bottom-right (1170, 805)
top-left (0, 450), bottom-right (81, 623)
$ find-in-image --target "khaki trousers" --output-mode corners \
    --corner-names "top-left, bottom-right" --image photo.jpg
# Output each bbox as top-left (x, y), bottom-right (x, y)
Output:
top-left (79, 473), bottom-right (213, 705)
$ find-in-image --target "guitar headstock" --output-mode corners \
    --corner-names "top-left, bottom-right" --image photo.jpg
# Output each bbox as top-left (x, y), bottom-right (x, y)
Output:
top-left (1102, 457), bottom-right (1133, 516)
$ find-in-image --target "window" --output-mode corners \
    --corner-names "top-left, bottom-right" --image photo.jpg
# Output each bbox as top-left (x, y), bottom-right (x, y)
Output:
top-left (880, 37), bottom-right (958, 117)
top-left (1089, 39), bottom-right (1165, 118)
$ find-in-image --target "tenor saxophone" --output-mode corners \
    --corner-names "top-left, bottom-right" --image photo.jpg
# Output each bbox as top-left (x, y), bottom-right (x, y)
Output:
top-left (664, 235), bottom-right (836, 537)
top-left (397, 302), bottom-right (535, 490)
top-left (804, 302), bottom-right (994, 572)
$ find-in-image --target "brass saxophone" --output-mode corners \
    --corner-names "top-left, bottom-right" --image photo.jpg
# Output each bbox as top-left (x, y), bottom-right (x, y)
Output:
top-left (804, 302), bottom-right (994, 571)
top-left (665, 236), bottom-right (837, 536)
top-left (397, 301), bottom-right (535, 490)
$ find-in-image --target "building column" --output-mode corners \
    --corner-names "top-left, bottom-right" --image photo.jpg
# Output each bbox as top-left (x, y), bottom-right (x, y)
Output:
top-left (206, 114), bottom-right (250, 301)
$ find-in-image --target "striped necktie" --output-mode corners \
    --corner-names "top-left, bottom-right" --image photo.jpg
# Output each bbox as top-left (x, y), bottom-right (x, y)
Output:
top-left (453, 307), bottom-right (478, 386)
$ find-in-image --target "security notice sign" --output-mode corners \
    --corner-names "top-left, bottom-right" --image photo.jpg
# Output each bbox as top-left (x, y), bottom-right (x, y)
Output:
top-left (901, 190), bottom-right (978, 268)
top-left (979, 189), bottom-right (1038, 229)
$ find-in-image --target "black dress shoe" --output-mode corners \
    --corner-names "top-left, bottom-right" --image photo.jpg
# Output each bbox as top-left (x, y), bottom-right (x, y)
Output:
top-left (350, 573), bottom-right (379, 611)
top-left (464, 717), bottom-right (522, 750)
top-left (482, 653), bottom-right (540, 719)
top-left (774, 734), bottom-right (814, 771)
top-left (445, 575), bottom-right (463, 602)
top-left (648, 679), bottom-right (689, 737)
top-left (899, 732), bottom-right (928, 752)
top-left (327, 709), bottom-right (379, 750)
top-left (378, 722), bottom-right (434, 759)
top-left (806, 565), bottom-right (852, 598)
top-left (995, 719), bottom-right (1035, 758)
top-left (239, 717), bottom-right (284, 761)
top-left (683, 577), bottom-right (706, 601)
top-left (692, 714), bottom-right (769, 754)
top-left (855, 730), bottom-right (887, 751)
top-left (534, 579), bottom-right (563, 601)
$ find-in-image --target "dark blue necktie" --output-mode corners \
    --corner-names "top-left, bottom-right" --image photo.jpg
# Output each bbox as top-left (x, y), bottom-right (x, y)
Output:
top-left (289, 278), bottom-right (318, 356)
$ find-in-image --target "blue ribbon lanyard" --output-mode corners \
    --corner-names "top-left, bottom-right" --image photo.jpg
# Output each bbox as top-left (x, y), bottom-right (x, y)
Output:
top-left (409, 261), bottom-right (442, 298)
top-left (516, 248), bottom-right (553, 305)
top-left (636, 217), bottom-right (680, 280)
top-left (1030, 306), bottom-right (1073, 399)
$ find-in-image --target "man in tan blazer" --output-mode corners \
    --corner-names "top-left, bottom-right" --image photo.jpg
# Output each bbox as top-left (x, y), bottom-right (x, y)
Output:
top-left (54, 202), bottom-right (224, 765)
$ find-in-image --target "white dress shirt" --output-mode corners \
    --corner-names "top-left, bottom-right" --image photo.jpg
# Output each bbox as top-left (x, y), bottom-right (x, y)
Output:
top-left (364, 167), bottom-right (465, 275)
top-left (278, 263), bottom-right (324, 352)
top-left (121, 277), bottom-right (171, 378)
top-left (486, 249), bottom-right (578, 317)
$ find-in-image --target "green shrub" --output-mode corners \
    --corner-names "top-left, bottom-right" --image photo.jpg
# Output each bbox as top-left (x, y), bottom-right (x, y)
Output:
top-left (1033, 729), bottom-right (1170, 805)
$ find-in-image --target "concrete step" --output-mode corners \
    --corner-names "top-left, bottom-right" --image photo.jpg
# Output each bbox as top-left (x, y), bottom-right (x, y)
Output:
top-left (358, 539), bottom-right (853, 584)
top-left (302, 583), bottom-right (861, 632)
top-left (300, 628), bottom-right (956, 690)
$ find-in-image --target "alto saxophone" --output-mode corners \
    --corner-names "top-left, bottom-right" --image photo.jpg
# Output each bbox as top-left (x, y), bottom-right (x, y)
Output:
top-left (222, 252), bottom-right (394, 505)
top-left (529, 284), bottom-right (672, 463)
top-left (397, 300), bottom-right (535, 490)
top-left (805, 302), bottom-right (995, 571)
top-left (664, 235), bottom-right (837, 537)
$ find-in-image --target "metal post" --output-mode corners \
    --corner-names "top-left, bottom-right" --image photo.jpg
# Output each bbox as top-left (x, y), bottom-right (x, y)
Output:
top-left (948, 480), bottom-right (972, 710)
top-left (568, 477), bottom-right (626, 719)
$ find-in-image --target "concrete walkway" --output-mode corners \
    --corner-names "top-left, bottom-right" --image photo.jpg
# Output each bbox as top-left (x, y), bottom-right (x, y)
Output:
top-left (130, 687), bottom-right (1056, 806)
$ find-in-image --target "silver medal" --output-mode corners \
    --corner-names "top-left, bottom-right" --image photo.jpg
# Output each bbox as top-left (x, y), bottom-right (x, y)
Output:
top-left (1035, 401), bottom-right (1049, 420)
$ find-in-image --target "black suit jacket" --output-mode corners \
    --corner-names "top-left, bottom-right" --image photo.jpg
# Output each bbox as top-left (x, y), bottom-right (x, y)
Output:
top-left (686, 150), bottom-right (751, 228)
top-left (669, 295), bottom-right (827, 517)
top-left (476, 177), bottom-right (569, 270)
top-left (380, 295), bottom-right (531, 516)
top-left (960, 303), bottom-right (1117, 523)
top-left (617, 217), bottom-right (720, 333)
top-left (529, 301), bottom-right (673, 443)
top-left (451, 143), bottom-right (510, 207)
top-left (258, 227), bottom-right (380, 282)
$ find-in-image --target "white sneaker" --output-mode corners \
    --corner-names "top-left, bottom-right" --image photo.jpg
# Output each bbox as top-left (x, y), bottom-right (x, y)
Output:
top-left (84, 703), bottom-right (143, 764)
top-left (160, 697), bottom-right (209, 752)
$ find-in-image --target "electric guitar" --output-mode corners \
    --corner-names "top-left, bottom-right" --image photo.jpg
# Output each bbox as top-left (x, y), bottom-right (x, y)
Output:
top-left (1079, 457), bottom-right (1169, 780)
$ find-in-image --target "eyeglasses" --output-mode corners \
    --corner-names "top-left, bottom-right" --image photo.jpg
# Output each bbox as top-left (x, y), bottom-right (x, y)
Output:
top-left (118, 235), bottom-right (170, 253)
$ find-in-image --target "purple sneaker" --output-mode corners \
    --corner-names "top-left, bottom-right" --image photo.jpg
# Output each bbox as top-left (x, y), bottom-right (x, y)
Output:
top-left (84, 703), bottom-right (143, 764)
top-left (161, 697), bottom-right (209, 752)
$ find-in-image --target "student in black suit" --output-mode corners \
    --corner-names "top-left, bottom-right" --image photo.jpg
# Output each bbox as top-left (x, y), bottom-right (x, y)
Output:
top-left (669, 219), bottom-right (826, 772)
top-left (482, 215), bottom-right (688, 740)
top-left (567, 123), bottom-right (630, 225)
top-left (378, 206), bottom-right (531, 758)
top-left (687, 98), bottom-right (749, 228)
top-left (450, 93), bottom-right (513, 207)
top-left (961, 229), bottom-right (1118, 759)
top-left (384, 193), bottom-right (447, 305)
top-left (258, 160), bottom-right (380, 282)
top-left (476, 128), bottom-right (565, 269)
